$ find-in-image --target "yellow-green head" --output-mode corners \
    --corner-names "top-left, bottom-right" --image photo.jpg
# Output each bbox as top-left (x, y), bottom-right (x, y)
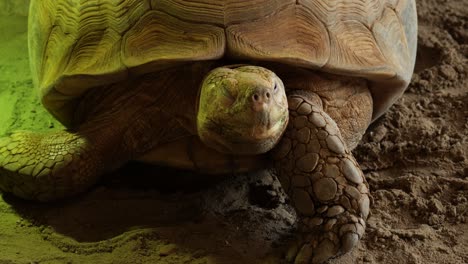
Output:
top-left (197, 65), bottom-right (289, 155)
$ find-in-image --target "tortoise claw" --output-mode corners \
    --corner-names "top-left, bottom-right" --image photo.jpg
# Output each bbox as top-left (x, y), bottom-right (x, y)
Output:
top-left (285, 231), bottom-right (355, 264)
top-left (311, 239), bottom-right (338, 264)
top-left (341, 232), bottom-right (359, 253)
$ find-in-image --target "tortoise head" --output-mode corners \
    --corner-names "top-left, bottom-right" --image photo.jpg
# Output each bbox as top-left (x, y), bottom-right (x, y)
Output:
top-left (197, 65), bottom-right (289, 155)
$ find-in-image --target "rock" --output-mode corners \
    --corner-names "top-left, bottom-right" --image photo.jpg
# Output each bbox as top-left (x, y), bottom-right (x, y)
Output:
top-left (370, 125), bottom-right (388, 142)
top-left (439, 65), bottom-right (458, 80)
top-left (376, 228), bottom-right (392, 238)
top-left (363, 255), bottom-right (373, 263)
top-left (429, 198), bottom-right (446, 214)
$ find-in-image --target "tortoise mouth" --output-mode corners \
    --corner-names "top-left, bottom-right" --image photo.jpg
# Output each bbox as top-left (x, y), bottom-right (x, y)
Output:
top-left (251, 116), bottom-right (284, 140)
top-left (200, 114), bottom-right (289, 155)
top-left (201, 128), bottom-right (280, 155)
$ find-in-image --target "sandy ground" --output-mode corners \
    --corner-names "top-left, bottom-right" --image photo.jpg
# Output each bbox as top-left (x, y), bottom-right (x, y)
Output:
top-left (0, 0), bottom-right (466, 263)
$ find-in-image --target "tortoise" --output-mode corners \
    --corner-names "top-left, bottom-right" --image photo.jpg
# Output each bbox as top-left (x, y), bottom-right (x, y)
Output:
top-left (0, 0), bottom-right (417, 263)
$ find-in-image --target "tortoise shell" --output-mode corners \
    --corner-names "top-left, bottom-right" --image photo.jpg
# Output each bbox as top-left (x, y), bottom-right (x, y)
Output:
top-left (28, 0), bottom-right (417, 126)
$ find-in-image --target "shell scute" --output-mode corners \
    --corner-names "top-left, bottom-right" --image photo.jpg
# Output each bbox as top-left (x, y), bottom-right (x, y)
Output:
top-left (30, 0), bottom-right (416, 124)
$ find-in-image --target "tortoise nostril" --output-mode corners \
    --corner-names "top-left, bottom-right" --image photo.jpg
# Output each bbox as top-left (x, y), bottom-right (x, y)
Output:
top-left (252, 90), bottom-right (272, 105)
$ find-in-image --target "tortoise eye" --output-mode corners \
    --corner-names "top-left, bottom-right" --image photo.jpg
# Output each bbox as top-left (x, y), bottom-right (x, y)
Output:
top-left (221, 83), bottom-right (236, 107)
top-left (273, 83), bottom-right (278, 92)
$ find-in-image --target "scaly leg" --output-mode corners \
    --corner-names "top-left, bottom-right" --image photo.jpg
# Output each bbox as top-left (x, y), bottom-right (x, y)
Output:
top-left (0, 130), bottom-right (102, 201)
top-left (272, 91), bottom-right (371, 264)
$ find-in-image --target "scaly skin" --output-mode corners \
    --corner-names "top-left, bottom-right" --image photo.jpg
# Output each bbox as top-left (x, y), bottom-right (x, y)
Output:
top-left (0, 131), bottom-right (101, 201)
top-left (272, 91), bottom-right (371, 264)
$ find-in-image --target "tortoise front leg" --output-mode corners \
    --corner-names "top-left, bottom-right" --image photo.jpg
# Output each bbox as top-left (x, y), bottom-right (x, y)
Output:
top-left (0, 130), bottom-right (103, 201)
top-left (272, 91), bottom-right (370, 264)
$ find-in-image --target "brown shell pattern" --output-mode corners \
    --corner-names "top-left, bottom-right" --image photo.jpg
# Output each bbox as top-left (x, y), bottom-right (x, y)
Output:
top-left (29, 0), bottom-right (416, 124)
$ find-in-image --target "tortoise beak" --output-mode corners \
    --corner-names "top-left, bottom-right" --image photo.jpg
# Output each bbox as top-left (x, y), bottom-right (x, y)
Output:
top-left (251, 111), bottom-right (272, 140)
top-left (250, 86), bottom-right (287, 140)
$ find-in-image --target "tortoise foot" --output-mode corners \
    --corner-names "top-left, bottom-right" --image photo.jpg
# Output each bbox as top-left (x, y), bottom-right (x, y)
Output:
top-left (272, 92), bottom-right (371, 263)
top-left (0, 130), bottom-right (100, 201)
top-left (287, 200), bottom-right (368, 264)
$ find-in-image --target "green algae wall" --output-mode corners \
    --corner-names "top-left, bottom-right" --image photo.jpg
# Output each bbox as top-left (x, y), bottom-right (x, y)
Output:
top-left (0, 0), bottom-right (29, 16)
top-left (0, 1), bottom-right (62, 137)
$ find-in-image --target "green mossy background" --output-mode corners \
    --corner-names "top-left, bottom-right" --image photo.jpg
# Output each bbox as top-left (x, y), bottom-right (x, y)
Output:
top-left (0, 4), bottom-right (62, 136)
top-left (0, 0), bottom-right (29, 17)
